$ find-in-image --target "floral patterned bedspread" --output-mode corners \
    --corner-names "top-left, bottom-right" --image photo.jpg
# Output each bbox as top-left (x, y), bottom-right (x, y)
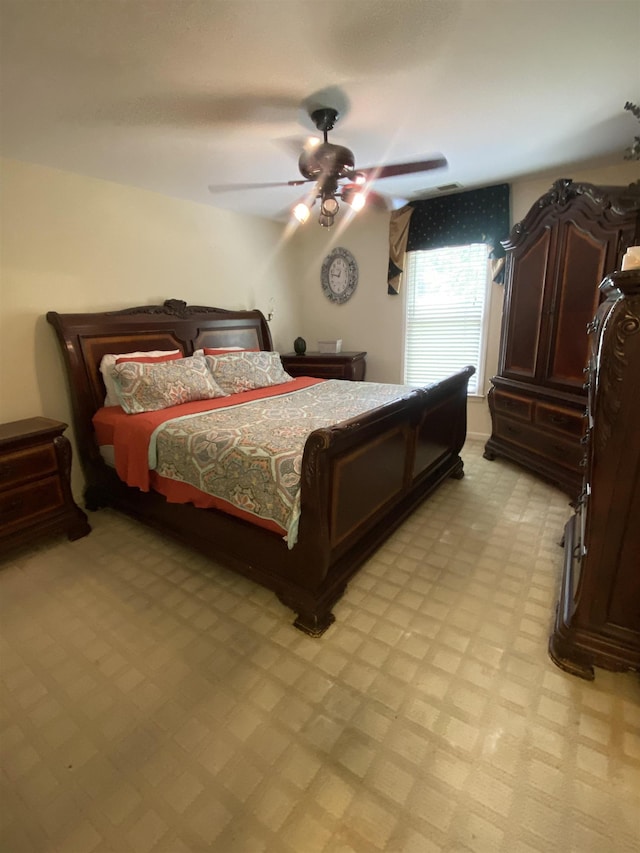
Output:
top-left (149, 380), bottom-right (417, 547)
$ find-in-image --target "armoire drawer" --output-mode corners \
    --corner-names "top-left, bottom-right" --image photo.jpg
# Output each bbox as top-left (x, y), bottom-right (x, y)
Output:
top-left (494, 416), bottom-right (584, 470)
top-left (492, 391), bottom-right (533, 421)
top-left (534, 402), bottom-right (585, 438)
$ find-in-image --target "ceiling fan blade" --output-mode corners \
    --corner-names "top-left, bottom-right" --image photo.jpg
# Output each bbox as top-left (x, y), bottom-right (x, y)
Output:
top-left (357, 156), bottom-right (448, 181)
top-left (208, 178), bottom-right (312, 194)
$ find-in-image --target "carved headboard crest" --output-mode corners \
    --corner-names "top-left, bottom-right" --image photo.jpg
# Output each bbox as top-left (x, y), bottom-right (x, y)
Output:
top-left (107, 299), bottom-right (235, 319)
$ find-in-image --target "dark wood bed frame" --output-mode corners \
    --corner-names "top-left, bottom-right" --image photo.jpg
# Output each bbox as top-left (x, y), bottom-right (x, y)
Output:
top-left (47, 299), bottom-right (474, 635)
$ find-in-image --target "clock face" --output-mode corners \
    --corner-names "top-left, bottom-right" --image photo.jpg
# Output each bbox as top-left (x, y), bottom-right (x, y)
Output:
top-left (321, 248), bottom-right (358, 304)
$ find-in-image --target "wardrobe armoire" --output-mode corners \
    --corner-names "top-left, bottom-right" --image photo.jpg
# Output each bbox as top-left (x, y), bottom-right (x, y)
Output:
top-left (484, 179), bottom-right (640, 499)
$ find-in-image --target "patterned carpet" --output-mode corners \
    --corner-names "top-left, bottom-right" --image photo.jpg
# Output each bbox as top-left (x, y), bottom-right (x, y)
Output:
top-left (1, 440), bottom-right (639, 852)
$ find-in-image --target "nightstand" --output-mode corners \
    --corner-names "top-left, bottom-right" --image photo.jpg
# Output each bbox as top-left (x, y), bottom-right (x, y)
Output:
top-left (0, 417), bottom-right (91, 551)
top-left (281, 351), bottom-right (367, 381)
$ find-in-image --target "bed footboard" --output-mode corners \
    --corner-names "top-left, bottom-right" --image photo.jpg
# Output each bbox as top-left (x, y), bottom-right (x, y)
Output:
top-left (286, 366), bottom-right (474, 633)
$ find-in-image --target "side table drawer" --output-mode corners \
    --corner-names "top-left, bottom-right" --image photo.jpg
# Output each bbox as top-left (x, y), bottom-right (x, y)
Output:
top-left (0, 476), bottom-right (65, 533)
top-left (0, 444), bottom-right (58, 489)
top-left (291, 363), bottom-right (346, 379)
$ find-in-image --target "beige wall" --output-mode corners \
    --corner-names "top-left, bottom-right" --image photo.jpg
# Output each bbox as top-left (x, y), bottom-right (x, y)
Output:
top-left (293, 160), bottom-right (639, 438)
top-left (0, 158), bottom-right (300, 495)
top-left (2, 156), bottom-right (636, 501)
top-left (290, 208), bottom-right (401, 381)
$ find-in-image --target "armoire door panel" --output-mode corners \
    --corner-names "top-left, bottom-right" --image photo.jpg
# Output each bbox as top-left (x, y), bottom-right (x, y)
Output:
top-left (546, 222), bottom-right (606, 389)
top-left (502, 226), bottom-right (552, 379)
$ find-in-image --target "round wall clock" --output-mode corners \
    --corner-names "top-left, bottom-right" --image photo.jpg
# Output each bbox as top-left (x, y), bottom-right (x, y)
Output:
top-left (321, 247), bottom-right (358, 304)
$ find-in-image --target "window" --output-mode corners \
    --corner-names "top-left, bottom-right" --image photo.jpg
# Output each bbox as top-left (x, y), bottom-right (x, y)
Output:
top-left (403, 243), bottom-right (490, 396)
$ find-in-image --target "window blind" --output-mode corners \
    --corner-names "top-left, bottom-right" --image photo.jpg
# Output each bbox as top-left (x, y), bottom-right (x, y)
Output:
top-left (403, 243), bottom-right (489, 395)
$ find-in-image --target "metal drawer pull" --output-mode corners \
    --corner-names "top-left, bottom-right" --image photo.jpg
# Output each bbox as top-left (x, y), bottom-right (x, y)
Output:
top-left (506, 425), bottom-right (521, 435)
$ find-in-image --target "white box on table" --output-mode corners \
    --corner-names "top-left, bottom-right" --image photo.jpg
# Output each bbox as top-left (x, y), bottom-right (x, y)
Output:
top-left (318, 339), bottom-right (342, 353)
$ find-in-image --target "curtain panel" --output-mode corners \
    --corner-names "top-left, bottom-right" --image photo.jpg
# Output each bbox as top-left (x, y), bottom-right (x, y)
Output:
top-left (387, 206), bottom-right (414, 295)
top-left (388, 183), bottom-right (510, 292)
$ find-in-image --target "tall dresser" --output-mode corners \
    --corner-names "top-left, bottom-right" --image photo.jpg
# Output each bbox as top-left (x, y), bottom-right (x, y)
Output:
top-left (484, 180), bottom-right (640, 499)
top-left (549, 268), bottom-right (640, 679)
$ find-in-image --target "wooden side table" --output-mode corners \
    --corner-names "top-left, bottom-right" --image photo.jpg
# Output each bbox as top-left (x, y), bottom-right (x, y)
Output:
top-left (0, 417), bottom-right (91, 552)
top-left (281, 351), bottom-right (367, 381)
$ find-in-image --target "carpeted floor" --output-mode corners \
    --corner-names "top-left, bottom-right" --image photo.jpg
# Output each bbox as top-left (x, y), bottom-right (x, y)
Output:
top-left (1, 440), bottom-right (639, 852)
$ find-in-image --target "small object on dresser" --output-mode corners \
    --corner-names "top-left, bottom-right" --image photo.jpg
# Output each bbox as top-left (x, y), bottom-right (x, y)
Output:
top-left (0, 417), bottom-right (91, 551)
top-left (318, 339), bottom-right (342, 353)
top-left (621, 246), bottom-right (640, 270)
top-left (293, 337), bottom-right (307, 355)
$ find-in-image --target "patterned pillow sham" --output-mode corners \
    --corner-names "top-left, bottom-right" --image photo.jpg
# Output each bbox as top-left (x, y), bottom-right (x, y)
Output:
top-left (112, 356), bottom-right (227, 414)
top-left (205, 351), bottom-right (293, 395)
top-left (99, 350), bottom-right (181, 406)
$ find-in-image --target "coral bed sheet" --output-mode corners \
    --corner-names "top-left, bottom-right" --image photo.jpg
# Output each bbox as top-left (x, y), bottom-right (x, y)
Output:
top-left (93, 377), bottom-right (417, 546)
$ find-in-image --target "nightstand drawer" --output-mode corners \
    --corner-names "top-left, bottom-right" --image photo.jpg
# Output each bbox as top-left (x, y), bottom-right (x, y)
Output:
top-left (0, 476), bottom-right (65, 532)
top-left (293, 363), bottom-right (348, 379)
top-left (0, 444), bottom-right (58, 490)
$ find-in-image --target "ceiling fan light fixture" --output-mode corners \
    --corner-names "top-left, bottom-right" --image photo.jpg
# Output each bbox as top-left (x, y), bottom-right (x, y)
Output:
top-left (293, 202), bottom-right (311, 223)
top-left (320, 195), bottom-right (339, 217)
top-left (319, 213), bottom-right (334, 228)
top-left (344, 189), bottom-right (366, 211)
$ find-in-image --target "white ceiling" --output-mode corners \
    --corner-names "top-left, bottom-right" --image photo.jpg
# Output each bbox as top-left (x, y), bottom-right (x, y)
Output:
top-left (1, 0), bottom-right (639, 222)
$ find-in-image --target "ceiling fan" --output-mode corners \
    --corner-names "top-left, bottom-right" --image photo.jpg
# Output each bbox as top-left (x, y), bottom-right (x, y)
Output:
top-left (208, 106), bottom-right (447, 227)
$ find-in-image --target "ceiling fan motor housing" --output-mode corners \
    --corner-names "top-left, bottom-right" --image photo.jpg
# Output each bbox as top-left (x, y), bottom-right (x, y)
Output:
top-left (298, 143), bottom-right (355, 181)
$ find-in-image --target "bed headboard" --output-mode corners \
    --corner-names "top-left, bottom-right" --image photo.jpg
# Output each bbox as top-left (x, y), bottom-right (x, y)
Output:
top-left (47, 299), bottom-right (273, 476)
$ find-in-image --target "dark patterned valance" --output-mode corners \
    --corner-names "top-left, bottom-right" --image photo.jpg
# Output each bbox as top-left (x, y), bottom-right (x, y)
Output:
top-left (406, 183), bottom-right (510, 258)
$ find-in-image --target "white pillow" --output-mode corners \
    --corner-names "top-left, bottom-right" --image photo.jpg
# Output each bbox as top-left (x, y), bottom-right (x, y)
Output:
top-left (99, 350), bottom-right (181, 406)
